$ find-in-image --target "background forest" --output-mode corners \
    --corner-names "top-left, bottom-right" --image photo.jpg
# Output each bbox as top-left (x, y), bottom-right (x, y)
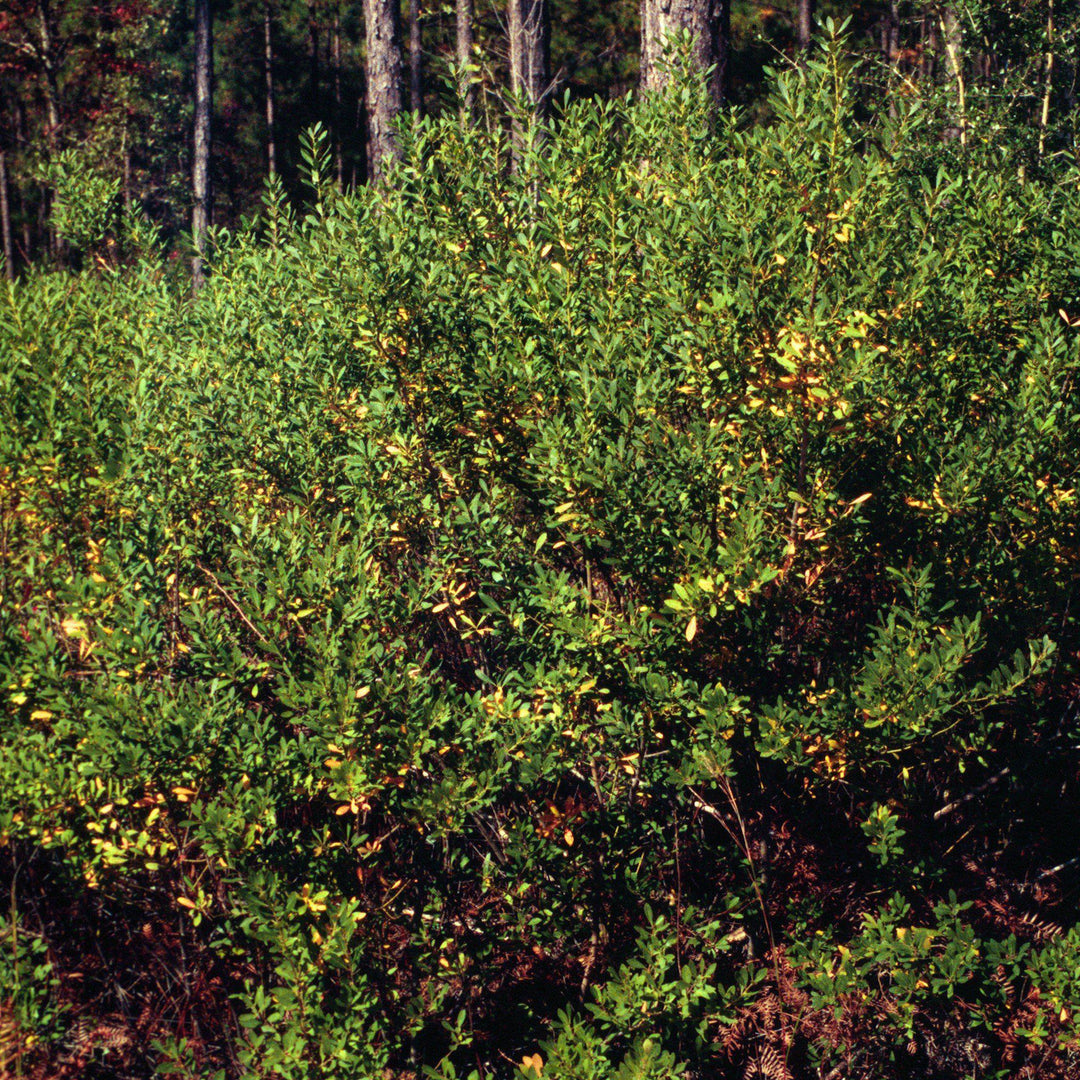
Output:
top-left (2, 4), bottom-right (1080, 1080)
top-left (0, 0), bottom-right (1078, 269)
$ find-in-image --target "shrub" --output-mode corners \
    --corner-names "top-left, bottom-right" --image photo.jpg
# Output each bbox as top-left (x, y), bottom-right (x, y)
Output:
top-left (2, 30), bottom-right (1078, 1080)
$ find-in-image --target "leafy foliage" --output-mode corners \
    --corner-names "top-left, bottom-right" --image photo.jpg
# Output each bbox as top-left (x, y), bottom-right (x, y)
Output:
top-left (2, 32), bottom-right (1079, 1080)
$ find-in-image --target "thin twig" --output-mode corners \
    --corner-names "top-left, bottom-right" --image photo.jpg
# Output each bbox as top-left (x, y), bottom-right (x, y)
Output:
top-left (195, 562), bottom-right (271, 646)
top-left (932, 765), bottom-right (1011, 820)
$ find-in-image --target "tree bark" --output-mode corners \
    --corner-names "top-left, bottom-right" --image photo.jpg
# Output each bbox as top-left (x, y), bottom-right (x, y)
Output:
top-left (192, 0), bottom-right (213, 291)
top-left (122, 124), bottom-right (132, 211)
top-left (456, 0), bottom-right (475, 117)
top-left (919, 10), bottom-right (938, 83)
top-left (35, 0), bottom-right (60, 152)
top-left (309, 7), bottom-right (321, 118)
top-left (265, 2), bottom-right (276, 178)
top-left (334, 9), bottom-right (344, 186)
top-left (1038, 0), bottom-right (1055, 159)
top-left (408, 0), bottom-right (423, 119)
top-left (640, 0), bottom-right (727, 106)
top-left (508, 0), bottom-right (550, 129)
top-left (363, 0), bottom-right (404, 185)
top-left (1, 150), bottom-right (13, 281)
top-left (885, 2), bottom-right (900, 63)
top-left (940, 5), bottom-right (967, 147)
top-left (795, 0), bottom-right (814, 56)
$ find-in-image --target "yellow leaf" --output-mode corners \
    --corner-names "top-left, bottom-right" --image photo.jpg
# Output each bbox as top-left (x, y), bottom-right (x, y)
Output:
top-left (521, 1053), bottom-right (544, 1076)
top-left (563, 829), bottom-right (574, 847)
top-left (685, 615), bottom-right (698, 642)
top-left (177, 897), bottom-right (197, 910)
top-left (30, 709), bottom-right (53, 721)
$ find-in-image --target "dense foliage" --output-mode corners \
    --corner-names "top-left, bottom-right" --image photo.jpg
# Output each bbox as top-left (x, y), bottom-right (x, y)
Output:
top-left (3, 34), bottom-right (1080, 1079)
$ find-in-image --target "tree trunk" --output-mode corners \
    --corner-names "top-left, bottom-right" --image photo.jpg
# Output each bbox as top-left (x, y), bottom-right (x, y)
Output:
top-left (334, 9), bottom-right (345, 186)
top-left (920, 11), bottom-right (938, 83)
top-left (640, 0), bottom-right (727, 106)
top-left (940, 5), bottom-right (967, 146)
top-left (795, 0), bottom-right (814, 56)
top-left (1038, 0), bottom-right (1055, 159)
top-left (886, 2), bottom-right (900, 63)
top-left (192, 0), bottom-right (213, 291)
top-left (363, 0), bottom-right (404, 185)
top-left (408, 0), bottom-right (423, 119)
top-left (122, 124), bottom-right (132, 211)
top-left (0, 150), bottom-right (13, 281)
top-left (885, 1), bottom-right (900, 119)
top-left (508, 0), bottom-right (550, 135)
top-left (353, 67), bottom-right (367, 187)
top-left (265, 2), bottom-right (276, 178)
top-left (35, 0), bottom-right (62, 261)
top-left (309, 8), bottom-right (321, 119)
top-left (35, 0), bottom-right (60, 152)
top-left (456, 0), bottom-right (475, 117)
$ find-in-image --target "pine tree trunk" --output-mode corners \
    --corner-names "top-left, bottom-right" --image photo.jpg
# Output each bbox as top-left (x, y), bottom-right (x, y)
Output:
top-left (363, 0), bottom-right (404, 185)
top-left (408, 0), bottom-right (423, 119)
top-left (35, 0), bottom-right (60, 152)
top-left (334, 10), bottom-right (344, 186)
top-left (795, 0), bottom-right (814, 55)
top-left (919, 11), bottom-right (937, 83)
top-left (309, 8), bottom-right (321, 119)
top-left (36, 0), bottom-right (62, 261)
top-left (508, 0), bottom-right (550, 149)
top-left (456, 0), bottom-right (475, 116)
top-left (192, 0), bottom-right (213, 291)
top-left (10, 97), bottom-right (31, 263)
top-left (121, 125), bottom-right (132, 211)
top-left (0, 150), bottom-right (13, 281)
top-left (1038, 0), bottom-right (1055, 159)
top-left (940, 5), bottom-right (967, 146)
top-left (886, 2), bottom-right (900, 119)
top-left (265, 3), bottom-right (276, 178)
top-left (640, 0), bottom-right (727, 106)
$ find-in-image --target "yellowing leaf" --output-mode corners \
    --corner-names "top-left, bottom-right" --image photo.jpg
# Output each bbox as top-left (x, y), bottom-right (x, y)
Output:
top-left (176, 897), bottom-right (197, 910)
top-left (563, 829), bottom-right (574, 847)
top-left (30, 709), bottom-right (53, 721)
top-left (521, 1053), bottom-right (544, 1076)
top-left (685, 615), bottom-right (698, 642)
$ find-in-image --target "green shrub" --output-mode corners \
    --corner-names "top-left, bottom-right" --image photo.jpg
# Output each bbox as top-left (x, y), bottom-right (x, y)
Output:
top-left (2, 28), bottom-right (1078, 1080)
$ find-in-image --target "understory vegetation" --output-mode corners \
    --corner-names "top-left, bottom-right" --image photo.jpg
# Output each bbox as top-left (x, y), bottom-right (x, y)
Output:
top-left (2, 35), bottom-right (1080, 1080)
